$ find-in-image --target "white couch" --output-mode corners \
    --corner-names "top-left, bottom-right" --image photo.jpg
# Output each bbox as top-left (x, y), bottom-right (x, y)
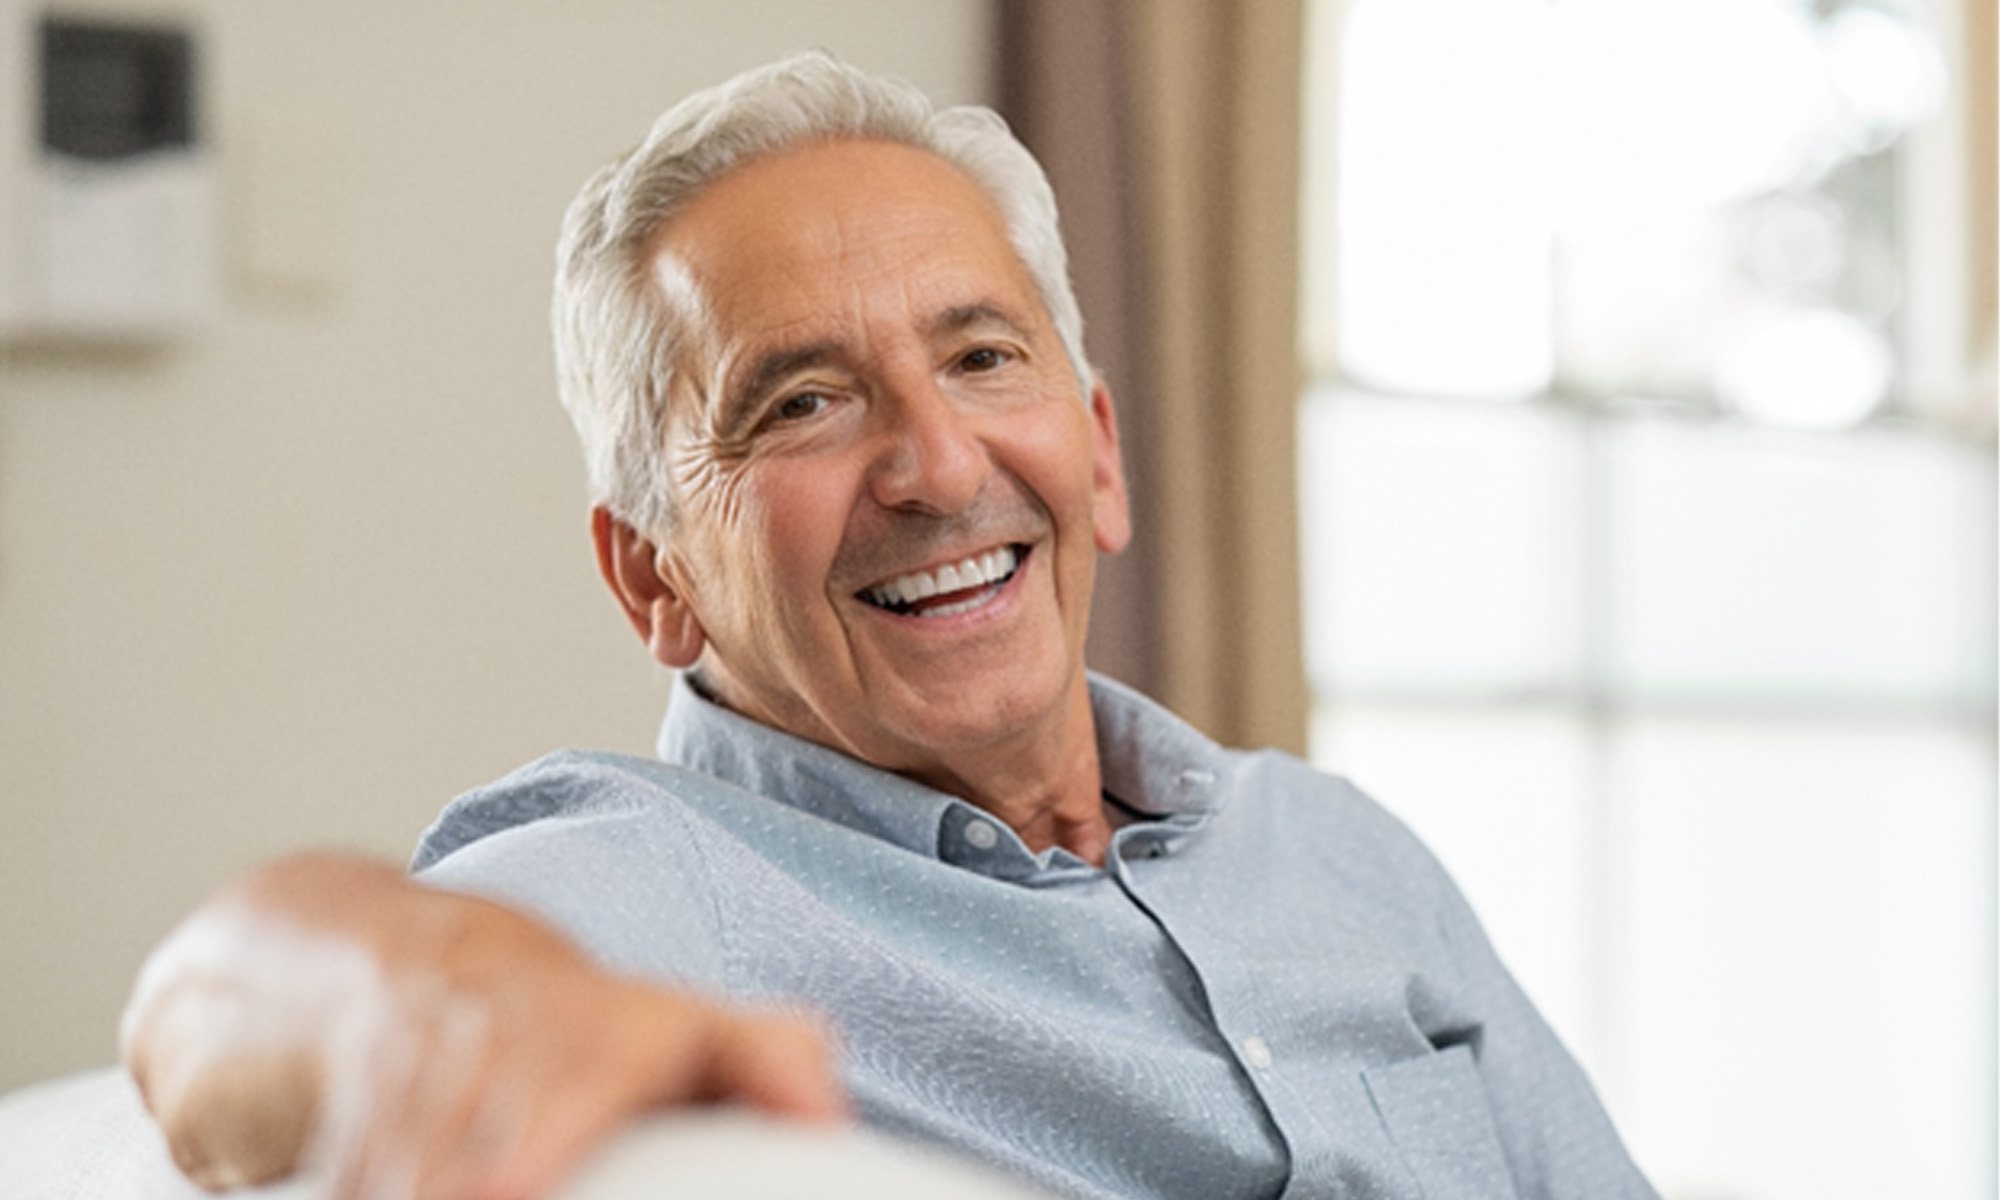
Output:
top-left (0, 1069), bottom-right (1053, 1199)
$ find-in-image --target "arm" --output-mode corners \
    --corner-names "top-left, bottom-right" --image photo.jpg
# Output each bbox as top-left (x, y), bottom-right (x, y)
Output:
top-left (1424, 862), bottom-right (1658, 1199)
top-left (120, 853), bottom-right (847, 1198)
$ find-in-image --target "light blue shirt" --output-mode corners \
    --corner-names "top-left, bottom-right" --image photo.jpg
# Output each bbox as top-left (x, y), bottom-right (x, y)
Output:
top-left (413, 674), bottom-right (1656, 1200)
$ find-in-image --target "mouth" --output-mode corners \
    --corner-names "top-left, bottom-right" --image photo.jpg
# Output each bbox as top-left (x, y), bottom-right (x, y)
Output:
top-left (857, 544), bottom-right (1028, 618)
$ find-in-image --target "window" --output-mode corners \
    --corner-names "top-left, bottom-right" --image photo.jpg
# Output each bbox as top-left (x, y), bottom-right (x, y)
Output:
top-left (1299, 2), bottom-right (1996, 1196)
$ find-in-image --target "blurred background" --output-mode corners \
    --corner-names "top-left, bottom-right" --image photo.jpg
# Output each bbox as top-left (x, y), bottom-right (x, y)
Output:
top-left (0, 2), bottom-right (1992, 1199)
top-left (1294, 3), bottom-right (1996, 1199)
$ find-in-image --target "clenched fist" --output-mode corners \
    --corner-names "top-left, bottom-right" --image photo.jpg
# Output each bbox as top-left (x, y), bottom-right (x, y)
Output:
top-left (121, 854), bottom-right (847, 1199)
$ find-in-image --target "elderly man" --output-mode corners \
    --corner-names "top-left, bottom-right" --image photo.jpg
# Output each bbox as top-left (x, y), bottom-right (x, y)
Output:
top-left (124, 52), bottom-right (1656, 1200)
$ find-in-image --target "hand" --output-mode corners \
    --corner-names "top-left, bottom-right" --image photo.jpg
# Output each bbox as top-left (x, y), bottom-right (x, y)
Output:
top-left (121, 854), bottom-right (847, 1199)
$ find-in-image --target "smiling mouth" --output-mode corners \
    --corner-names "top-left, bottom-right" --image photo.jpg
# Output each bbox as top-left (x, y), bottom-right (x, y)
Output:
top-left (858, 544), bottom-right (1027, 618)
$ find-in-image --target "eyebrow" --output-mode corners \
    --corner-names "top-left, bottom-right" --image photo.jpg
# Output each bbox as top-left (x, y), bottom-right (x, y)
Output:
top-left (725, 340), bottom-right (842, 432)
top-left (925, 301), bottom-right (1031, 341)
top-left (720, 300), bottom-right (1036, 432)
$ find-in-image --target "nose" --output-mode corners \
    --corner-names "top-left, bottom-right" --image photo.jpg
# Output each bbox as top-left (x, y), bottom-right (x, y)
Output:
top-left (867, 372), bottom-right (991, 515)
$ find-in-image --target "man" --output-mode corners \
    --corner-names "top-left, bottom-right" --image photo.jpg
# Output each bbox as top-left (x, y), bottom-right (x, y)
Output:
top-left (123, 52), bottom-right (1657, 1200)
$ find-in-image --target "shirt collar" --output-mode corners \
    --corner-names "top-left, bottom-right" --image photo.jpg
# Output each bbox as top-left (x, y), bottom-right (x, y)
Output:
top-left (654, 672), bottom-right (1232, 879)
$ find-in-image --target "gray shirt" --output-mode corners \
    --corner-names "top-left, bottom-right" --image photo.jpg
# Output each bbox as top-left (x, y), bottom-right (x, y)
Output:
top-left (413, 674), bottom-right (1656, 1200)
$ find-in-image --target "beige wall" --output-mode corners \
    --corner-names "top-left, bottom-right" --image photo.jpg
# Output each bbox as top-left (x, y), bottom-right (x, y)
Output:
top-left (0, 0), bottom-right (992, 1092)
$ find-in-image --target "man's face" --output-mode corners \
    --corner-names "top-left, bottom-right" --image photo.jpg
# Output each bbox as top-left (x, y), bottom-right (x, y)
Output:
top-left (640, 139), bottom-right (1129, 783)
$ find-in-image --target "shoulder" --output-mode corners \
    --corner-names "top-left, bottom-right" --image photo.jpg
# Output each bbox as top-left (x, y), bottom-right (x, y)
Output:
top-left (1221, 747), bottom-right (1463, 916)
top-left (409, 749), bottom-right (747, 984)
top-left (412, 749), bottom-right (728, 871)
top-left (1229, 747), bottom-right (1423, 847)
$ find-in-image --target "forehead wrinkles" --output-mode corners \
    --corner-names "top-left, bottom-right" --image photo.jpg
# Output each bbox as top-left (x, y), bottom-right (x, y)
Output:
top-left (663, 142), bottom-right (1036, 335)
top-left (679, 228), bottom-right (1033, 417)
top-left (710, 218), bottom-right (1009, 340)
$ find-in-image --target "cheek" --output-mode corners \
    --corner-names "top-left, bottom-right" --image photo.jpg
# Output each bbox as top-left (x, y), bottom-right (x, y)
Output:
top-left (1004, 405), bottom-right (1099, 518)
top-left (731, 464), bottom-right (854, 598)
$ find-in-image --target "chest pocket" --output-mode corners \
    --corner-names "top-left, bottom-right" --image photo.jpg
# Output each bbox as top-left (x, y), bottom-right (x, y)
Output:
top-left (1361, 1044), bottom-right (1521, 1200)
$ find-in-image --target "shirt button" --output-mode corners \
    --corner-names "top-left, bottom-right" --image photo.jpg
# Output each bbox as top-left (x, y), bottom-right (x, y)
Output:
top-left (1241, 1036), bottom-right (1274, 1071)
top-left (964, 820), bottom-right (1000, 850)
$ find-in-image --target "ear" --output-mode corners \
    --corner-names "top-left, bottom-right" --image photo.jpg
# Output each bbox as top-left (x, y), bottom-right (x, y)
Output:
top-left (590, 506), bottom-right (707, 669)
top-left (1087, 378), bottom-right (1132, 555)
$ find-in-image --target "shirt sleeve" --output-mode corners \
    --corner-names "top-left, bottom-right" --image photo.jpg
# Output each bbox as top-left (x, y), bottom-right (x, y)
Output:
top-left (412, 756), bottom-right (732, 993)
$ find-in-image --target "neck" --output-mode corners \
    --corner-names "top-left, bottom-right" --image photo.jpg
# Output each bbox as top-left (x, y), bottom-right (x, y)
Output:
top-left (900, 676), bottom-right (1115, 867)
top-left (690, 665), bottom-right (1117, 867)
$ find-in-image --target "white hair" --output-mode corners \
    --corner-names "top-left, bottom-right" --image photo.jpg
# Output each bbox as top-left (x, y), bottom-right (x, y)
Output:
top-left (552, 50), bottom-right (1091, 535)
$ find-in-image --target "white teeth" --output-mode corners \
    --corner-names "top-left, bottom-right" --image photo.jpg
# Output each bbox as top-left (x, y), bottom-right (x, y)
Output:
top-left (864, 545), bottom-right (1020, 610)
top-left (924, 593), bottom-right (989, 619)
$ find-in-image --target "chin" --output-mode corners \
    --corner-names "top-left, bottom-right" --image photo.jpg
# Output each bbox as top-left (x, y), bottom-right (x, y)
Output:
top-left (877, 659), bottom-right (1078, 750)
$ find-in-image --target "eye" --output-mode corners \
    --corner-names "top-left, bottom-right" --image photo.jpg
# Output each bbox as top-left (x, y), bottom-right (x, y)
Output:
top-left (772, 391), bottom-right (832, 422)
top-left (957, 346), bottom-right (1011, 373)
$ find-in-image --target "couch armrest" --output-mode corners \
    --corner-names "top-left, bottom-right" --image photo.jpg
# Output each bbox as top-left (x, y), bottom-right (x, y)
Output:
top-left (0, 1069), bottom-right (1053, 1199)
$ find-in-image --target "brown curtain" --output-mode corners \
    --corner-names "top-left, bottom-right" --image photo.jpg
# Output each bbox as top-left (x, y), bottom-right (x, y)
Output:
top-left (998, 0), bottom-right (1309, 754)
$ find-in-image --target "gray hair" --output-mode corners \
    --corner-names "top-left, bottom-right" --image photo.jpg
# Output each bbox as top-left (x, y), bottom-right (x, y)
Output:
top-left (552, 50), bottom-right (1091, 536)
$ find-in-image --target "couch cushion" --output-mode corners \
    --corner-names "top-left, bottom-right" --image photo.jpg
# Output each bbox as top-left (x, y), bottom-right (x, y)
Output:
top-left (0, 1068), bottom-right (306, 1198)
top-left (0, 1069), bottom-right (1050, 1199)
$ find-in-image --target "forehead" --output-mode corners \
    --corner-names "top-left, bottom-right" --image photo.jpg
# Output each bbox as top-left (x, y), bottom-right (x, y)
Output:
top-left (646, 139), bottom-right (1041, 352)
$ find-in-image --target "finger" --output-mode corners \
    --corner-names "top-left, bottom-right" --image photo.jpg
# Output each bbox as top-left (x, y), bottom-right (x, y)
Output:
top-left (696, 1009), bottom-right (850, 1123)
top-left (457, 1076), bottom-right (643, 1200)
top-left (455, 990), bottom-right (716, 1200)
top-left (462, 995), bottom-right (848, 1200)
top-left (155, 1047), bottom-right (323, 1192)
top-left (323, 1010), bottom-right (425, 1200)
top-left (325, 979), bottom-right (497, 1200)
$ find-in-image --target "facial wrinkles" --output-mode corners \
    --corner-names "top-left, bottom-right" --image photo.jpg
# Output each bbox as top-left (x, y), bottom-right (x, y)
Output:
top-left (658, 290), bottom-right (795, 537)
top-left (666, 388), bottom-right (754, 534)
top-left (647, 250), bottom-right (748, 529)
top-left (668, 316), bottom-right (964, 544)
